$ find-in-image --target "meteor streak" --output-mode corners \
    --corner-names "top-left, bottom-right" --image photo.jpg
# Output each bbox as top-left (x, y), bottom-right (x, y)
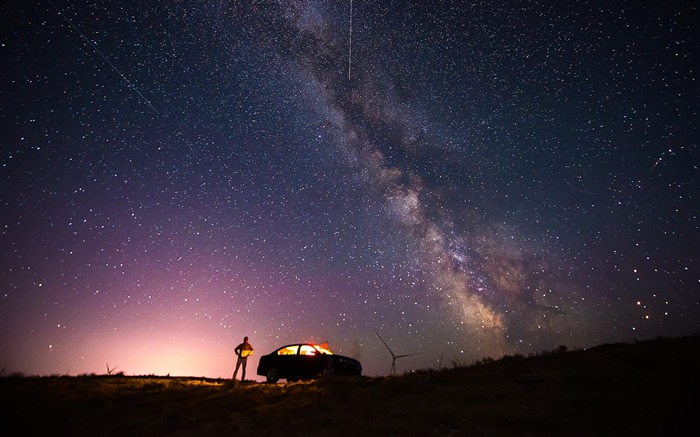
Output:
top-left (46, 0), bottom-right (160, 115)
top-left (348, 0), bottom-right (353, 80)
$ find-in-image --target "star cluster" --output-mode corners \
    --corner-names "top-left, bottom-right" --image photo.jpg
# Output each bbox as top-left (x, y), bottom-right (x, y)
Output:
top-left (1, 0), bottom-right (697, 379)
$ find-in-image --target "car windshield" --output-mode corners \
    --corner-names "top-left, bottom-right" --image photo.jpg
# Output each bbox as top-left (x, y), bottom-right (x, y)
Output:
top-left (313, 344), bottom-right (332, 355)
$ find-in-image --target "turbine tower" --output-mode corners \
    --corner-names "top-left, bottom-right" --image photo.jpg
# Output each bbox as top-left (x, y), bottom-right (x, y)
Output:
top-left (375, 331), bottom-right (420, 375)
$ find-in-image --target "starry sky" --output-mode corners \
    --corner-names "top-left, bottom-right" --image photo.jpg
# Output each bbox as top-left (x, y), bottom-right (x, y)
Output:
top-left (1, 1), bottom-right (698, 380)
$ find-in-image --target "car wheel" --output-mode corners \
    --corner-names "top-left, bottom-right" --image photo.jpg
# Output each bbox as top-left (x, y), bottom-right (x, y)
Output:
top-left (266, 368), bottom-right (279, 383)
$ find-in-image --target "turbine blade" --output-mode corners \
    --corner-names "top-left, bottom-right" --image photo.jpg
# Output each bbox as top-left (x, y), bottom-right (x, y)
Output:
top-left (395, 352), bottom-right (421, 359)
top-left (374, 331), bottom-right (396, 358)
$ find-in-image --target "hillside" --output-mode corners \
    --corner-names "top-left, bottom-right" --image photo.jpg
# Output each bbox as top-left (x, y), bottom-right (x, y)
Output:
top-left (1, 335), bottom-right (697, 436)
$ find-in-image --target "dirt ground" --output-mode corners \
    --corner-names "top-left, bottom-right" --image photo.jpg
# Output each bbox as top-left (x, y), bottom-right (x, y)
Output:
top-left (1, 335), bottom-right (696, 436)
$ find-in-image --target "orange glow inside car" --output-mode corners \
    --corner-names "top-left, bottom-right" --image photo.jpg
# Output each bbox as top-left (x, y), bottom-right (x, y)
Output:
top-left (276, 344), bottom-right (333, 356)
top-left (277, 345), bottom-right (299, 355)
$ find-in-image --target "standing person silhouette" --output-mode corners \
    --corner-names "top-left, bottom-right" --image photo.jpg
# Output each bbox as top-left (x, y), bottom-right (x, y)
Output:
top-left (233, 336), bottom-right (254, 381)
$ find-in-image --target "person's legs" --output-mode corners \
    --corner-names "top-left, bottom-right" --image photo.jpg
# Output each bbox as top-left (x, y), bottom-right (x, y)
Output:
top-left (233, 359), bottom-right (242, 380)
top-left (241, 359), bottom-right (247, 381)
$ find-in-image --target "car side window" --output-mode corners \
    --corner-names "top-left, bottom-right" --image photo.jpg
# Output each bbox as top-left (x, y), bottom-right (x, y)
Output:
top-left (299, 345), bottom-right (317, 355)
top-left (277, 345), bottom-right (299, 355)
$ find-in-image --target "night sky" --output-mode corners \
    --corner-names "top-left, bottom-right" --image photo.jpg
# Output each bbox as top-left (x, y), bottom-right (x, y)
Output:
top-left (1, 1), bottom-right (697, 380)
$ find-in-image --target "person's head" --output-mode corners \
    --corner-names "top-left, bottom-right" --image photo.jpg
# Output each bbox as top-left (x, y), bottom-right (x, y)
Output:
top-left (244, 336), bottom-right (248, 342)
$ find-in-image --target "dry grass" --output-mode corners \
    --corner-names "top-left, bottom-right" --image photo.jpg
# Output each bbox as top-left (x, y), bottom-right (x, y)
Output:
top-left (1, 335), bottom-right (696, 436)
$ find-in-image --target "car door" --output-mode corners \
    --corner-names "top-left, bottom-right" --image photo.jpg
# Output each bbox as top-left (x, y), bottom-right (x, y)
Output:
top-left (284, 344), bottom-right (312, 380)
top-left (274, 345), bottom-right (299, 379)
top-left (298, 344), bottom-right (325, 378)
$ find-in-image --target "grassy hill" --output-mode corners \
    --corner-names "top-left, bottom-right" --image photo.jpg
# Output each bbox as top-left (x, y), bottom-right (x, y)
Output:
top-left (1, 335), bottom-right (697, 436)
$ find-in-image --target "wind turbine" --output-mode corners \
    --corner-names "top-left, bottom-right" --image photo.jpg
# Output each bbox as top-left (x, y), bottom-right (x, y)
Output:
top-left (375, 331), bottom-right (420, 375)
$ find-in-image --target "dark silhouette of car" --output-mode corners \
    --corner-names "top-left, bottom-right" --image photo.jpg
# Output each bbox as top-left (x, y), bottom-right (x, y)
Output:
top-left (257, 343), bottom-right (362, 383)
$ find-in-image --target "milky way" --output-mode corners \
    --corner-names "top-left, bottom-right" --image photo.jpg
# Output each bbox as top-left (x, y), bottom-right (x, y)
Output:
top-left (1, 1), bottom-right (697, 379)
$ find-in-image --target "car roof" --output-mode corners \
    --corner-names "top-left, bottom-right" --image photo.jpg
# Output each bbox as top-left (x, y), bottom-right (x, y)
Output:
top-left (273, 343), bottom-right (333, 352)
top-left (276, 343), bottom-right (317, 349)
